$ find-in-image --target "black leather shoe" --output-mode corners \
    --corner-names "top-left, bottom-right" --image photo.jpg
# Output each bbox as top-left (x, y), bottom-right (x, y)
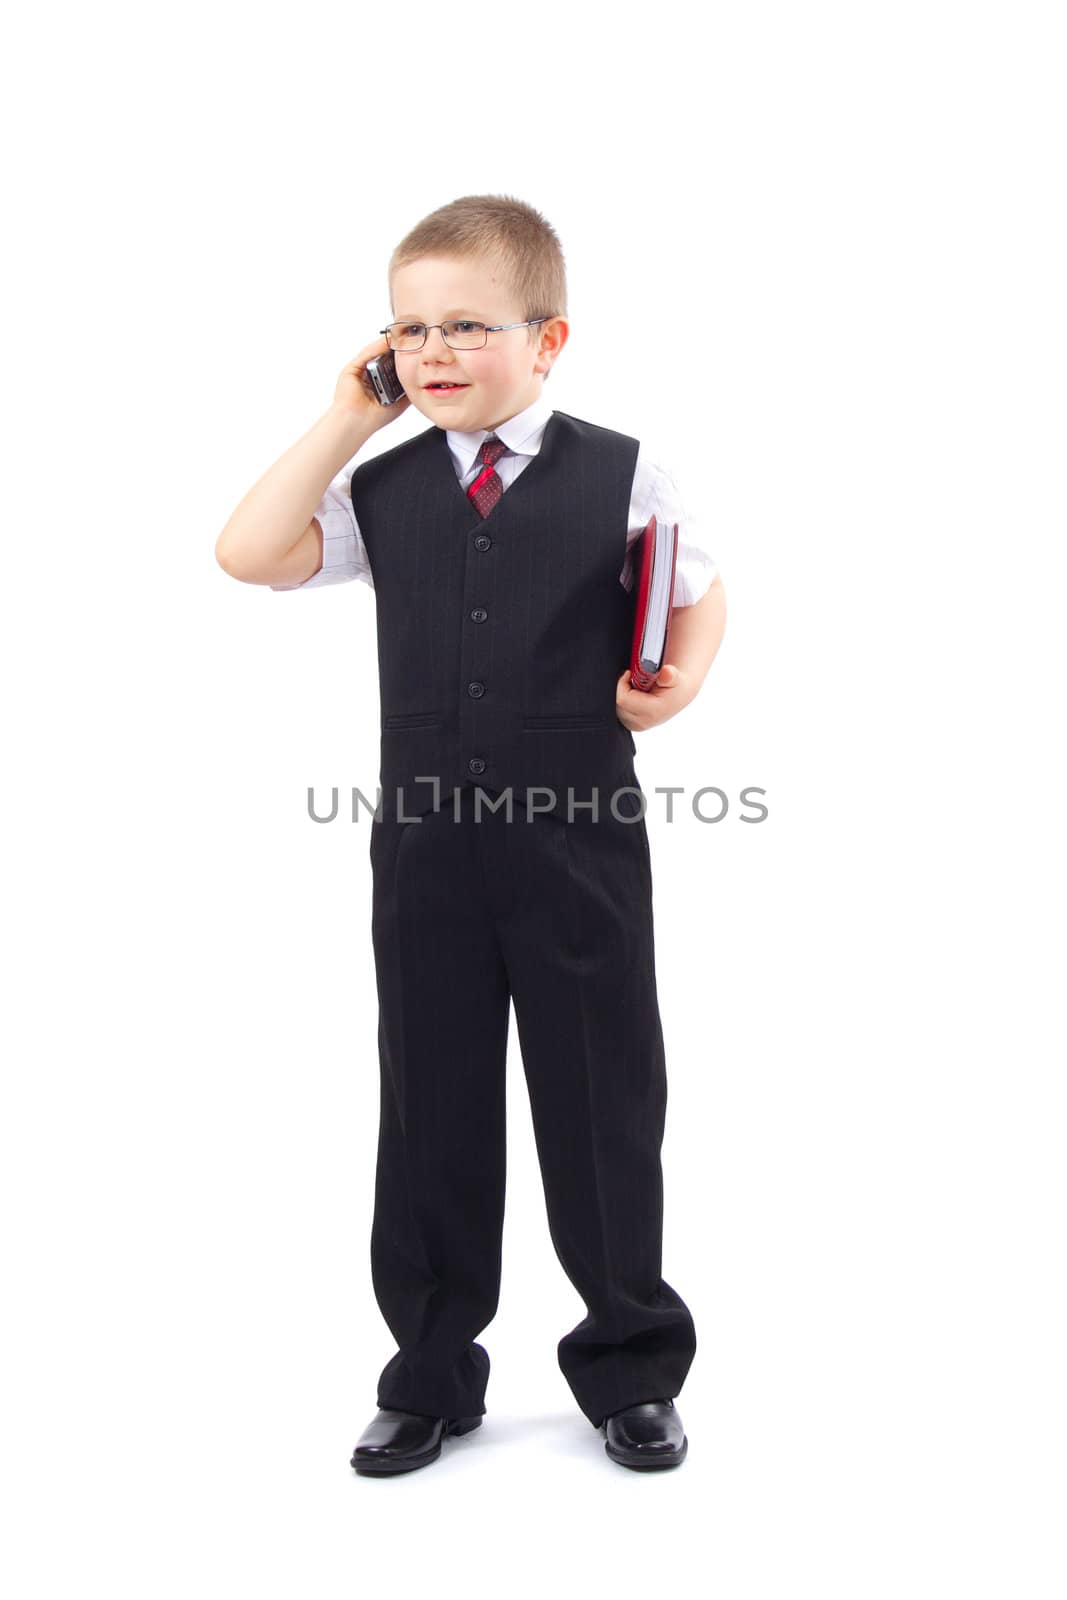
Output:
top-left (601, 1398), bottom-right (688, 1470)
top-left (350, 1407), bottom-right (483, 1476)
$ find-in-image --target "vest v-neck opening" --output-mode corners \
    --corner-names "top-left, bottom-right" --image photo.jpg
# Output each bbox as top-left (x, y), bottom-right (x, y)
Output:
top-left (436, 410), bottom-right (562, 525)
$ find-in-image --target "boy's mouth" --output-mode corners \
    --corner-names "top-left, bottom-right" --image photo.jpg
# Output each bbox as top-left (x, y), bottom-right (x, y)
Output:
top-left (424, 382), bottom-right (469, 394)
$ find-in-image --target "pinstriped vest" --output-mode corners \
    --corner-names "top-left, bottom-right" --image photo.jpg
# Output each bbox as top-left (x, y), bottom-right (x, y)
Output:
top-left (351, 408), bottom-right (640, 821)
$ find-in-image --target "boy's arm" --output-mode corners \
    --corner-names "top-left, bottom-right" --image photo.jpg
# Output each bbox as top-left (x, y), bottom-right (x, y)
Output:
top-left (264, 515), bottom-right (326, 590)
top-left (666, 574), bottom-right (727, 691)
top-left (215, 405), bottom-right (376, 586)
top-left (215, 336), bottom-right (409, 587)
top-left (616, 575), bottom-right (726, 732)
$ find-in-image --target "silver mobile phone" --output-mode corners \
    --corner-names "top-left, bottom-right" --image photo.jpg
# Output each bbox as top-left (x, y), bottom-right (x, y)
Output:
top-left (364, 348), bottom-right (405, 406)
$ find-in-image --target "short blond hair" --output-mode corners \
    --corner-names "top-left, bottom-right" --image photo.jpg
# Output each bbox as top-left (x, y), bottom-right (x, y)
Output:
top-left (388, 193), bottom-right (567, 344)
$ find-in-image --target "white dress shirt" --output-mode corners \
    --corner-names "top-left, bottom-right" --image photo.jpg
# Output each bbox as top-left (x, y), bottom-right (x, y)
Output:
top-left (272, 392), bottom-right (717, 605)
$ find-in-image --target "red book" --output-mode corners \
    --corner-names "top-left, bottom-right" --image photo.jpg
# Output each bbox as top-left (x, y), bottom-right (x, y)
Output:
top-left (629, 515), bottom-right (679, 690)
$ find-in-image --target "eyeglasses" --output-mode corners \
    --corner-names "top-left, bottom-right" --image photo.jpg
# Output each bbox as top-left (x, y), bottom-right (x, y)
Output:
top-left (380, 316), bottom-right (550, 353)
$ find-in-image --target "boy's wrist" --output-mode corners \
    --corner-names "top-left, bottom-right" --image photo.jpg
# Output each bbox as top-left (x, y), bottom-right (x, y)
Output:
top-left (323, 401), bottom-right (379, 455)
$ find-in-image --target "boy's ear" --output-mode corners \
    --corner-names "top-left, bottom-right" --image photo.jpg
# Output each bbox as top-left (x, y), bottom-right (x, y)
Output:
top-left (538, 316), bottom-right (569, 377)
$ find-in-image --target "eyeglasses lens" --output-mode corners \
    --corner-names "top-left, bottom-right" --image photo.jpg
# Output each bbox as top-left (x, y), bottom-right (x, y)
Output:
top-left (388, 321), bottom-right (487, 351)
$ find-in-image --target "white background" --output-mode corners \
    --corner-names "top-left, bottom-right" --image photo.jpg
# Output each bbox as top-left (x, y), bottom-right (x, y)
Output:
top-left (3, 1), bottom-right (1064, 1595)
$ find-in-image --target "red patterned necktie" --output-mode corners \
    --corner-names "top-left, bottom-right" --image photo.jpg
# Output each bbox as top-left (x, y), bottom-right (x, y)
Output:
top-left (466, 435), bottom-right (509, 518)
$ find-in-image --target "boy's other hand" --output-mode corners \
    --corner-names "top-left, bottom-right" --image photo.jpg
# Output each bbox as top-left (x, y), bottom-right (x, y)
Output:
top-left (331, 336), bottom-right (411, 431)
top-left (615, 664), bottom-right (692, 731)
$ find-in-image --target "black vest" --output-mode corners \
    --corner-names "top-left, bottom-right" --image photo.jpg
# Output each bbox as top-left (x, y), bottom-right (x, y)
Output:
top-left (351, 409), bottom-right (640, 820)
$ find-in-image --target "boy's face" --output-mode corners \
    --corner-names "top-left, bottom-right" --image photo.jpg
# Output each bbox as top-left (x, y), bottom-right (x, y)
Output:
top-left (388, 254), bottom-right (567, 433)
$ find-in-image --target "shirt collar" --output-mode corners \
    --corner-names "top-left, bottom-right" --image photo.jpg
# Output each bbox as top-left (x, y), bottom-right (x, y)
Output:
top-left (445, 392), bottom-right (555, 474)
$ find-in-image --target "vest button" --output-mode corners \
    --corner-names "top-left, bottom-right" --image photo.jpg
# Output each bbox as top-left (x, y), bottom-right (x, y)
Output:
top-left (468, 758), bottom-right (486, 775)
top-left (470, 607), bottom-right (487, 623)
top-left (474, 534), bottom-right (492, 551)
top-left (467, 681), bottom-right (485, 699)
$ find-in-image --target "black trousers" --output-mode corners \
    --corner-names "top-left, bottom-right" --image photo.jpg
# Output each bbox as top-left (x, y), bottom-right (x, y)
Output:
top-left (367, 777), bottom-right (697, 1430)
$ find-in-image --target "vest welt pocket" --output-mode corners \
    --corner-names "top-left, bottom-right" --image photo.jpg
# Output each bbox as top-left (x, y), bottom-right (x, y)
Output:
top-left (522, 712), bottom-right (610, 731)
top-left (382, 711), bottom-right (441, 730)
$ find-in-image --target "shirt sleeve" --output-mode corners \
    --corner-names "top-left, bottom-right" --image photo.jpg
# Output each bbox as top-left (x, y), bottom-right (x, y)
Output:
top-left (270, 467), bottom-right (374, 591)
top-left (622, 444), bottom-right (719, 607)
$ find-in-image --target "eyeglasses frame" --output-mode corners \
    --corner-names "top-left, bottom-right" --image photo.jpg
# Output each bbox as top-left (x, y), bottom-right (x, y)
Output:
top-left (379, 316), bottom-right (552, 352)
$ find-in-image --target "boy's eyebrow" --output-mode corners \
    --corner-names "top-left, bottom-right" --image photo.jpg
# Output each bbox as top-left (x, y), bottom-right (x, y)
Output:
top-left (393, 309), bottom-right (489, 320)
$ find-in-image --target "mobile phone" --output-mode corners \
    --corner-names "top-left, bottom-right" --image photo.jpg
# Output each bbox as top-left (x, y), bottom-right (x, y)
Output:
top-left (364, 348), bottom-right (406, 406)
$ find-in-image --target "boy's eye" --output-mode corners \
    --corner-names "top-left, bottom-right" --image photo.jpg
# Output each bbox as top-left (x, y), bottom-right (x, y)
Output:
top-left (453, 321), bottom-right (481, 334)
top-left (401, 324), bottom-right (425, 336)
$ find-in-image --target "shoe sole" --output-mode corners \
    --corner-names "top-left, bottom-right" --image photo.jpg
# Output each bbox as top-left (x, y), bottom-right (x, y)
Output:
top-left (604, 1433), bottom-right (688, 1470)
top-left (351, 1415), bottom-right (482, 1477)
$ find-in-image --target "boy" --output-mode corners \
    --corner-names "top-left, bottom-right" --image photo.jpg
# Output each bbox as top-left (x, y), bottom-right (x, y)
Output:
top-left (216, 194), bottom-right (727, 1475)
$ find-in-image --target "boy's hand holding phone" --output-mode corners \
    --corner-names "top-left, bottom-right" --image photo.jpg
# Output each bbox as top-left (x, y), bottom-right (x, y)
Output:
top-left (332, 335), bottom-right (410, 432)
